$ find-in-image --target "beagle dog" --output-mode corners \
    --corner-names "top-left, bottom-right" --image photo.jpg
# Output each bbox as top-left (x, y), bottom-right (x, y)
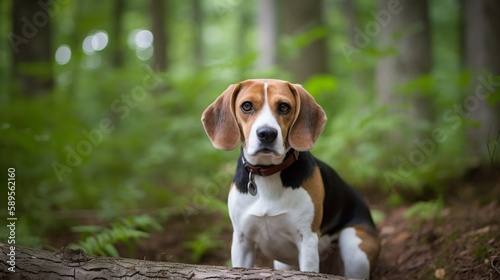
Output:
top-left (201, 79), bottom-right (380, 279)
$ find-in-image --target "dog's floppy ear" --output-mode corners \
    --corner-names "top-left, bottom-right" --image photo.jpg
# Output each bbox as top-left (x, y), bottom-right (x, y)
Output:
top-left (288, 83), bottom-right (327, 151)
top-left (201, 83), bottom-right (241, 150)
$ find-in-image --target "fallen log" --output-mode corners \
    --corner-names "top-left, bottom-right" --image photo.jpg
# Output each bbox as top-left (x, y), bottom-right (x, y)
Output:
top-left (0, 243), bottom-right (351, 280)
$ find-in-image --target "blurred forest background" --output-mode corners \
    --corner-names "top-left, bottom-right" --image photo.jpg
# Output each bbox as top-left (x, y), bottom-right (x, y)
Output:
top-left (1, 0), bottom-right (499, 276)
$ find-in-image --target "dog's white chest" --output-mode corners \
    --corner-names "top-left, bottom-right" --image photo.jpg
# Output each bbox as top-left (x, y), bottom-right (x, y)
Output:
top-left (228, 176), bottom-right (316, 265)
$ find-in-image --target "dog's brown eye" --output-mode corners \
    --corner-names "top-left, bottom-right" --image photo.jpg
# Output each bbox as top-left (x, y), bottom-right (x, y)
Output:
top-left (241, 101), bottom-right (253, 113)
top-left (278, 103), bottom-right (290, 114)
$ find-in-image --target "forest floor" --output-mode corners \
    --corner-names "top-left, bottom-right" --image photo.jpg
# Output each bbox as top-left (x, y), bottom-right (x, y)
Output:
top-left (54, 167), bottom-right (500, 280)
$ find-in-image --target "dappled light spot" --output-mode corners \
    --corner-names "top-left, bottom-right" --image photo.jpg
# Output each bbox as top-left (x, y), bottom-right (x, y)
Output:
top-left (56, 71), bottom-right (72, 87)
top-left (92, 31), bottom-right (109, 51)
top-left (136, 46), bottom-right (154, 61)
top-left (82, 30), bottom-right (109, 55)
top-left (83, 53), bottom-right (101, 69)
top-left (128, 29), bottom-right (154, 61)
top-left (55, 45), bottom-right (71, 65)
top-left (134, 29), bottom-right (154, 49)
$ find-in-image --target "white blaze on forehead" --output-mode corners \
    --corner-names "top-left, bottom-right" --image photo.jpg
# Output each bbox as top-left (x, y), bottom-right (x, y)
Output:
top-left (264, 82), bottom-right (268, 101)
top-left (244, 81), bottom-right (286, 163)
top-left (255, 82), bottom-right (274, 129)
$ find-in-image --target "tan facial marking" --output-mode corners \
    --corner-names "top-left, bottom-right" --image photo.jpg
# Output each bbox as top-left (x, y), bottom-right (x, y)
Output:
top-left (234, 81), bottom-right (296, 146)
top-left (234, 82), bottom-right (264, 142)
top-left (266, 83), bottom-right (296, 145)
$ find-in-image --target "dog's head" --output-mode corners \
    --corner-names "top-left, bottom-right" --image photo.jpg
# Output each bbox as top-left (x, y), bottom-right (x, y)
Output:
top-left (201, 79), bottom-right (327, 165)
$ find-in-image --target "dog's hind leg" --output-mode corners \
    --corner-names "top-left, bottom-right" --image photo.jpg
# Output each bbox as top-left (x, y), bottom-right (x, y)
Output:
top-left (338, 226), bottom-right (380, 279)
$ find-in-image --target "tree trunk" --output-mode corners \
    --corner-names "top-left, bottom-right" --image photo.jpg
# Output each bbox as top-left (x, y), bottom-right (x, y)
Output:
top-left (192, 0), bottom-right (203, 68)
top-left (10, 0), bottom-right (54, 96)
top-left (111, 0), bottom-right (125, 68)
top-left (376, 0), bottom-right (433, 145)
top-left (278, 0), bottom-right (328, 83)
top-left (343, 0), bottom-right (358, 46)
top-left (0, 244), bottom-right (348, 280)
top-left (236, 6), bottom-right (252, 79)
top-left (256, 0), bottom-right (277, 70)
top-left (464, 0), bottom-right (500, 163)
top-left (341, 0), bottom-right (367, 87)
top-left (150, 0), bottom-right (168, 72)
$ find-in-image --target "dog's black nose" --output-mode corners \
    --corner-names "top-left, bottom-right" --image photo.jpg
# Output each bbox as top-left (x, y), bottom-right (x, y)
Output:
top-left (257, 127), bottom-right (278, 144)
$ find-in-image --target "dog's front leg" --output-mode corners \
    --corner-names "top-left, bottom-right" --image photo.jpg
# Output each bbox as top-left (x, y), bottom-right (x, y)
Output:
top-left (231, 230), bottom-right (255, 267)
top-left (299, 233), bottom-right (320, 272)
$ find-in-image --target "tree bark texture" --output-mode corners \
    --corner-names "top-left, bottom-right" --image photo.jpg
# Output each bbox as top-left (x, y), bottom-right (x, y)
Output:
top-left (10, 0), bottom-right (54, 96)
top-left (192, 0), bottom-right (204, 68)
top-left (256, 0), bottom-right (277, 70)
top-left (150, 0), bottom-right (168, 72)
top-left (342, 0), bottom-right (358, 46)
top-left (464, 0), bottom-right (500, 162)
top-left (376, 0), bottom-right (433, 144)
top-left (278, 0), bottom-right (328, 83)
top-left (0, 244), bottom-right (351, 280)
top-left (111, 0), bottom-right (125, 68)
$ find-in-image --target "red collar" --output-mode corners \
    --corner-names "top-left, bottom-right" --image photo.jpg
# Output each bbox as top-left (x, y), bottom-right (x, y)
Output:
top-left (242, 149), bottom-right (299, 177)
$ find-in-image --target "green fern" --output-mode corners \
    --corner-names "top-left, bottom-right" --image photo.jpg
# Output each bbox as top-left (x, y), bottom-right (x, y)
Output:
top-left (69, 214), bottom-right (162, 257)
top-left (183, 232), bottom-right (224, 263)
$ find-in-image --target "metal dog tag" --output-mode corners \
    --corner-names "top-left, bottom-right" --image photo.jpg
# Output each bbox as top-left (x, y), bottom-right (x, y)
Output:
top-left (248, 172), bottom-right (257, 196)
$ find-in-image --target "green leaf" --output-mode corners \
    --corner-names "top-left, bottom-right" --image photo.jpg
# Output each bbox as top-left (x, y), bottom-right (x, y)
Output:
top-left (104, 243), bottom-right (119, 257)
top-left (397, 74), bottom-right (435, 96)
top-left (303, 75), bottom-right (338, 97)
top-left (370, 209), bottom-right (386, 224)
top-left (404, 197), bottom-right (444, 221)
